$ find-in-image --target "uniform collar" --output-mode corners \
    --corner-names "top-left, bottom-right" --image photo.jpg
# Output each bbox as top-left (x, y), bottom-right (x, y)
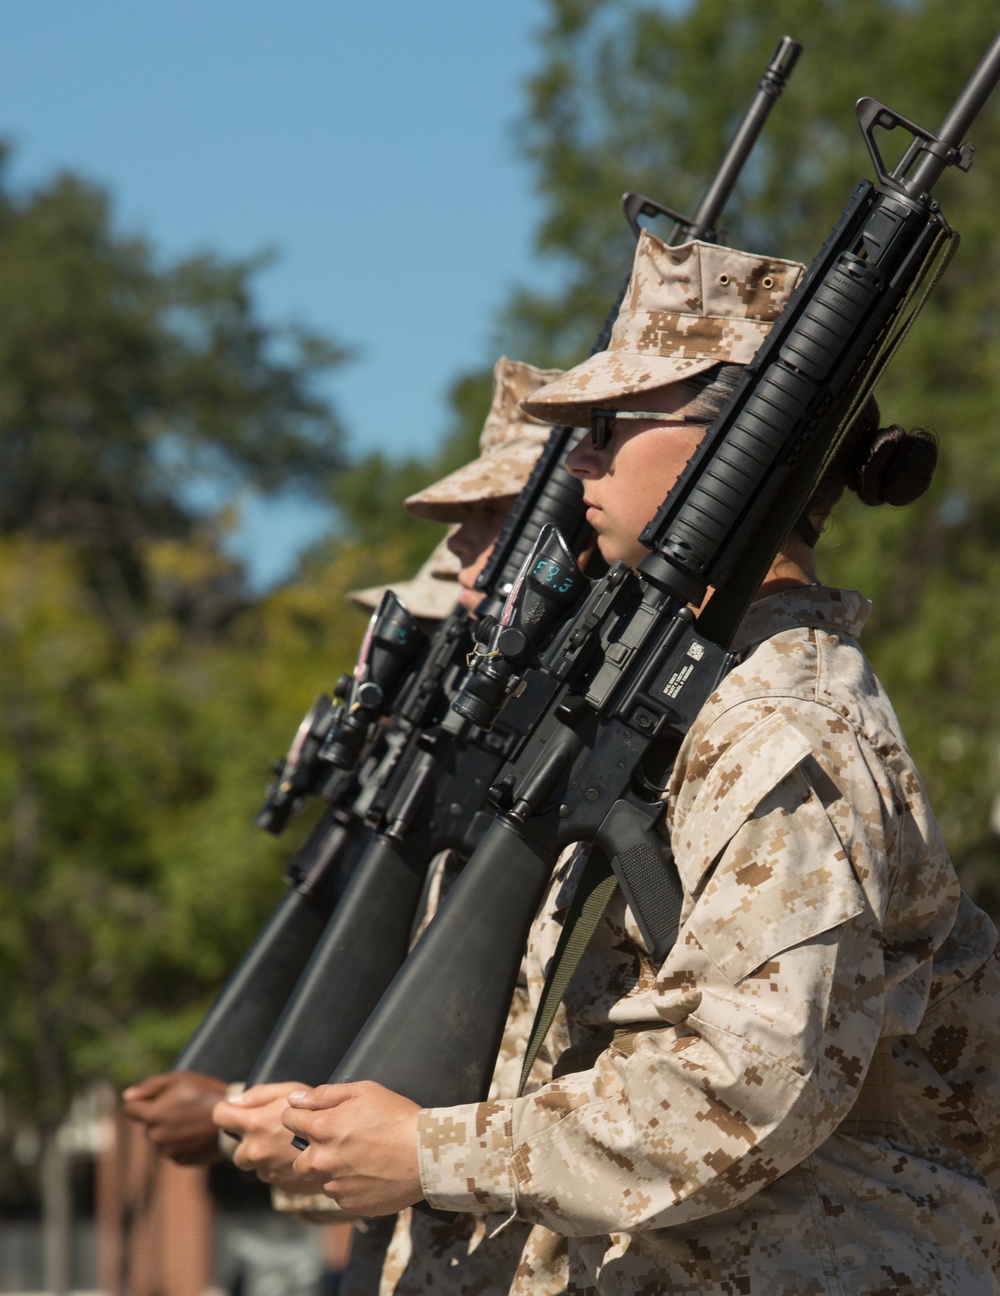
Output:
top-left (730, 585), bottom-right (872, 657)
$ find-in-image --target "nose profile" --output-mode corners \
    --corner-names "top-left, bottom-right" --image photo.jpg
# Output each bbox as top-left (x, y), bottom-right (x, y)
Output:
top-left (446, 523), bottom-right (474, 563)
top-left (565, 436), bottom-right (601, 479)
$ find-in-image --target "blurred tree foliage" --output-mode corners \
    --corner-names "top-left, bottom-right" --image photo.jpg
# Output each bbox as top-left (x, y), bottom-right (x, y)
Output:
top-left (487, 0), bottom-right (1000, 907)
top-left (0, 154), bottom-right (350, 638)
top-left (0, 159), bottom-right (373, 1145)
top-left (318, 363), bottom-right (496, 589)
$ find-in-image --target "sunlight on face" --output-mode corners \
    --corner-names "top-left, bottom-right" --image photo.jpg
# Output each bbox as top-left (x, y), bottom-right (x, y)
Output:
top-left (445, 496), bottom-right (518, 608)
top-left (565, 390), bottom-right (707, 568)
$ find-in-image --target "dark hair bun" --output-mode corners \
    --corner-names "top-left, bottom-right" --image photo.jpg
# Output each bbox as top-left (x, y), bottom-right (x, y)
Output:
top-left (853, 425), bottom-right (937, 507)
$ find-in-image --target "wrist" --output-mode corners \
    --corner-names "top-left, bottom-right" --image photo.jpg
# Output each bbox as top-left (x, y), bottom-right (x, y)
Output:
top-left (417, 1101), bottom-right (517, 1214)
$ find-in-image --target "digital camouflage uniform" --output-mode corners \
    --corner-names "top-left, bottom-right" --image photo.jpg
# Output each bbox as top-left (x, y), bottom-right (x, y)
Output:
top-left (408, 237), bottom-right (1000, 1290)
top-left (519, 234), bottom-right (805, 427)
top-left (417, 586), bottom-right (1000, 1294)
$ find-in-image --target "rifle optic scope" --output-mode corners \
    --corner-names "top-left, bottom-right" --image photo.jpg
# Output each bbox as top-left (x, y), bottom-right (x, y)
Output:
top-left (453, 525), bottom-right (587, 732)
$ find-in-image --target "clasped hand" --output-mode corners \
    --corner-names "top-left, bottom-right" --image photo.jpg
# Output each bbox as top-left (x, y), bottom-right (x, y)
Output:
top-left (212, 1081), bottom-right (322, 1194)
top-left (282, 1081), bottom-right (424, 1217)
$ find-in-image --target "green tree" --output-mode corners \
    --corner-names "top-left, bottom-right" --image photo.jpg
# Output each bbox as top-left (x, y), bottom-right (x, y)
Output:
top-left (314, 363), bottom-right (496, 593)
top-left (0, 153), bottom-right (361, 1252)
top-left (0, 152), bottom-right (348, 635)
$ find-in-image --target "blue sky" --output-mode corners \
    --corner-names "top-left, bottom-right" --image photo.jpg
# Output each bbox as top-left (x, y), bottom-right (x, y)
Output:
top-left (0, 1), bottom-right (555, 585)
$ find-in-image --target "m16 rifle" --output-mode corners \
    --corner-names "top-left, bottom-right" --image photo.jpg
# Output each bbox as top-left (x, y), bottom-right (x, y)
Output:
top-left (172, 591), bottom-right (426, 1079)
top-left (327, 33), bottom-right (1000, 1113)
top-left (245, 38), bottom-right (802, 1088)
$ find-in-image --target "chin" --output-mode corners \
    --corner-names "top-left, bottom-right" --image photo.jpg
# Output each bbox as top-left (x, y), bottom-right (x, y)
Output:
top-left (597, 538), bottom-right (631, 567)
top-left (600, 547), bottom-right (650, 574)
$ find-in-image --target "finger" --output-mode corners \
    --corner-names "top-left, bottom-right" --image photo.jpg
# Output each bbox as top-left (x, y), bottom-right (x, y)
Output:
top-left (280, 1104), bottom-right (311, 1139)
top-left (212, 1099), bottom-right (253, 1133)
top-left (231, 1138), bottom-right (264, 1173)
top-left (120, 1094), bottom-right (152, 1119)
top-left (282, 1107), bottom-right (328, 1156)
top-left (229, 1081), bottom-right (306, 1108)
top-left (232, 1148), bottom-right (268, 1178)
top-left (284, 1083), bottom-right (355, 1111)
top-left (122, 1073), bottom-right (169, 1101)
top-left (291, 1140), bottom-right (323, 1180)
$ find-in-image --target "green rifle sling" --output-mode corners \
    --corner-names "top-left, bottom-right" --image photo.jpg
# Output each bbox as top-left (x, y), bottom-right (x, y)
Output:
top-left (517, 846), bottom-right (618, 1096)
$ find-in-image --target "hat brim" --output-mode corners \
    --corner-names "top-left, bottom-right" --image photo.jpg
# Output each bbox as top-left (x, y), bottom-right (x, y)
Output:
top-left (348, 575), bottom-right (460, 620)
top-left (520, 351), bottom-right (720, 429)
top-left (404, 435), bottom-right (543, 522)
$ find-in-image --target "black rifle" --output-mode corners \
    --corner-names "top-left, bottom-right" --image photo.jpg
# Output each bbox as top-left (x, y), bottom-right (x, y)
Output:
top-left (250, 38), bottom-right (802, 1089)
top-left (255, 589), bottom-right (430, 836)
top-left (172, 810), bottom-right (369, 1080)
top-left (246, 602), bottom-right (508, 1084)
top-left (172, 593), bottom-right (427, 1078)
top-left (329, 34), bottom-right (1000, 1111)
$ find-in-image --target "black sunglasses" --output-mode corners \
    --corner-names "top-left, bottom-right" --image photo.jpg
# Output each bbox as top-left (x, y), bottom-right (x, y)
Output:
top-left (590, 408), bottom-right (713, 451)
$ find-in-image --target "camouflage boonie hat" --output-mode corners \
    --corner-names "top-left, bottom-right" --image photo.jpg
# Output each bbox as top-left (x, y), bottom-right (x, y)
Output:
top-left (404, 357), bottom-right (563, 522)
top-left (347, 537), bottom-right (460, 621)
top-left (522, 234), bottom-right (805, 427)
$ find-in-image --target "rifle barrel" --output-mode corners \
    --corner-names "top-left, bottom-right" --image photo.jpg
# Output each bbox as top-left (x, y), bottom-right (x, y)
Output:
top-left (684, 36), bottom-right (802, 240)
top-left (908, 31), bottom-right (1000, 195)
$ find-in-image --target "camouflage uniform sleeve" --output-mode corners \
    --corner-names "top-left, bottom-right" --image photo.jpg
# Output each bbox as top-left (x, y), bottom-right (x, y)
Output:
top-left (417, 699), bottom-right (903, 1232)
top-left (269, 1185), bottom-right (356, 1223)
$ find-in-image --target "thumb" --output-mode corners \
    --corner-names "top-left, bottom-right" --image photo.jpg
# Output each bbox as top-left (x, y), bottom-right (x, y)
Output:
top-left (122, 1072), bottom-right (169, 1101)
top-left (284, 1083), bottom-right (357, 1111)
